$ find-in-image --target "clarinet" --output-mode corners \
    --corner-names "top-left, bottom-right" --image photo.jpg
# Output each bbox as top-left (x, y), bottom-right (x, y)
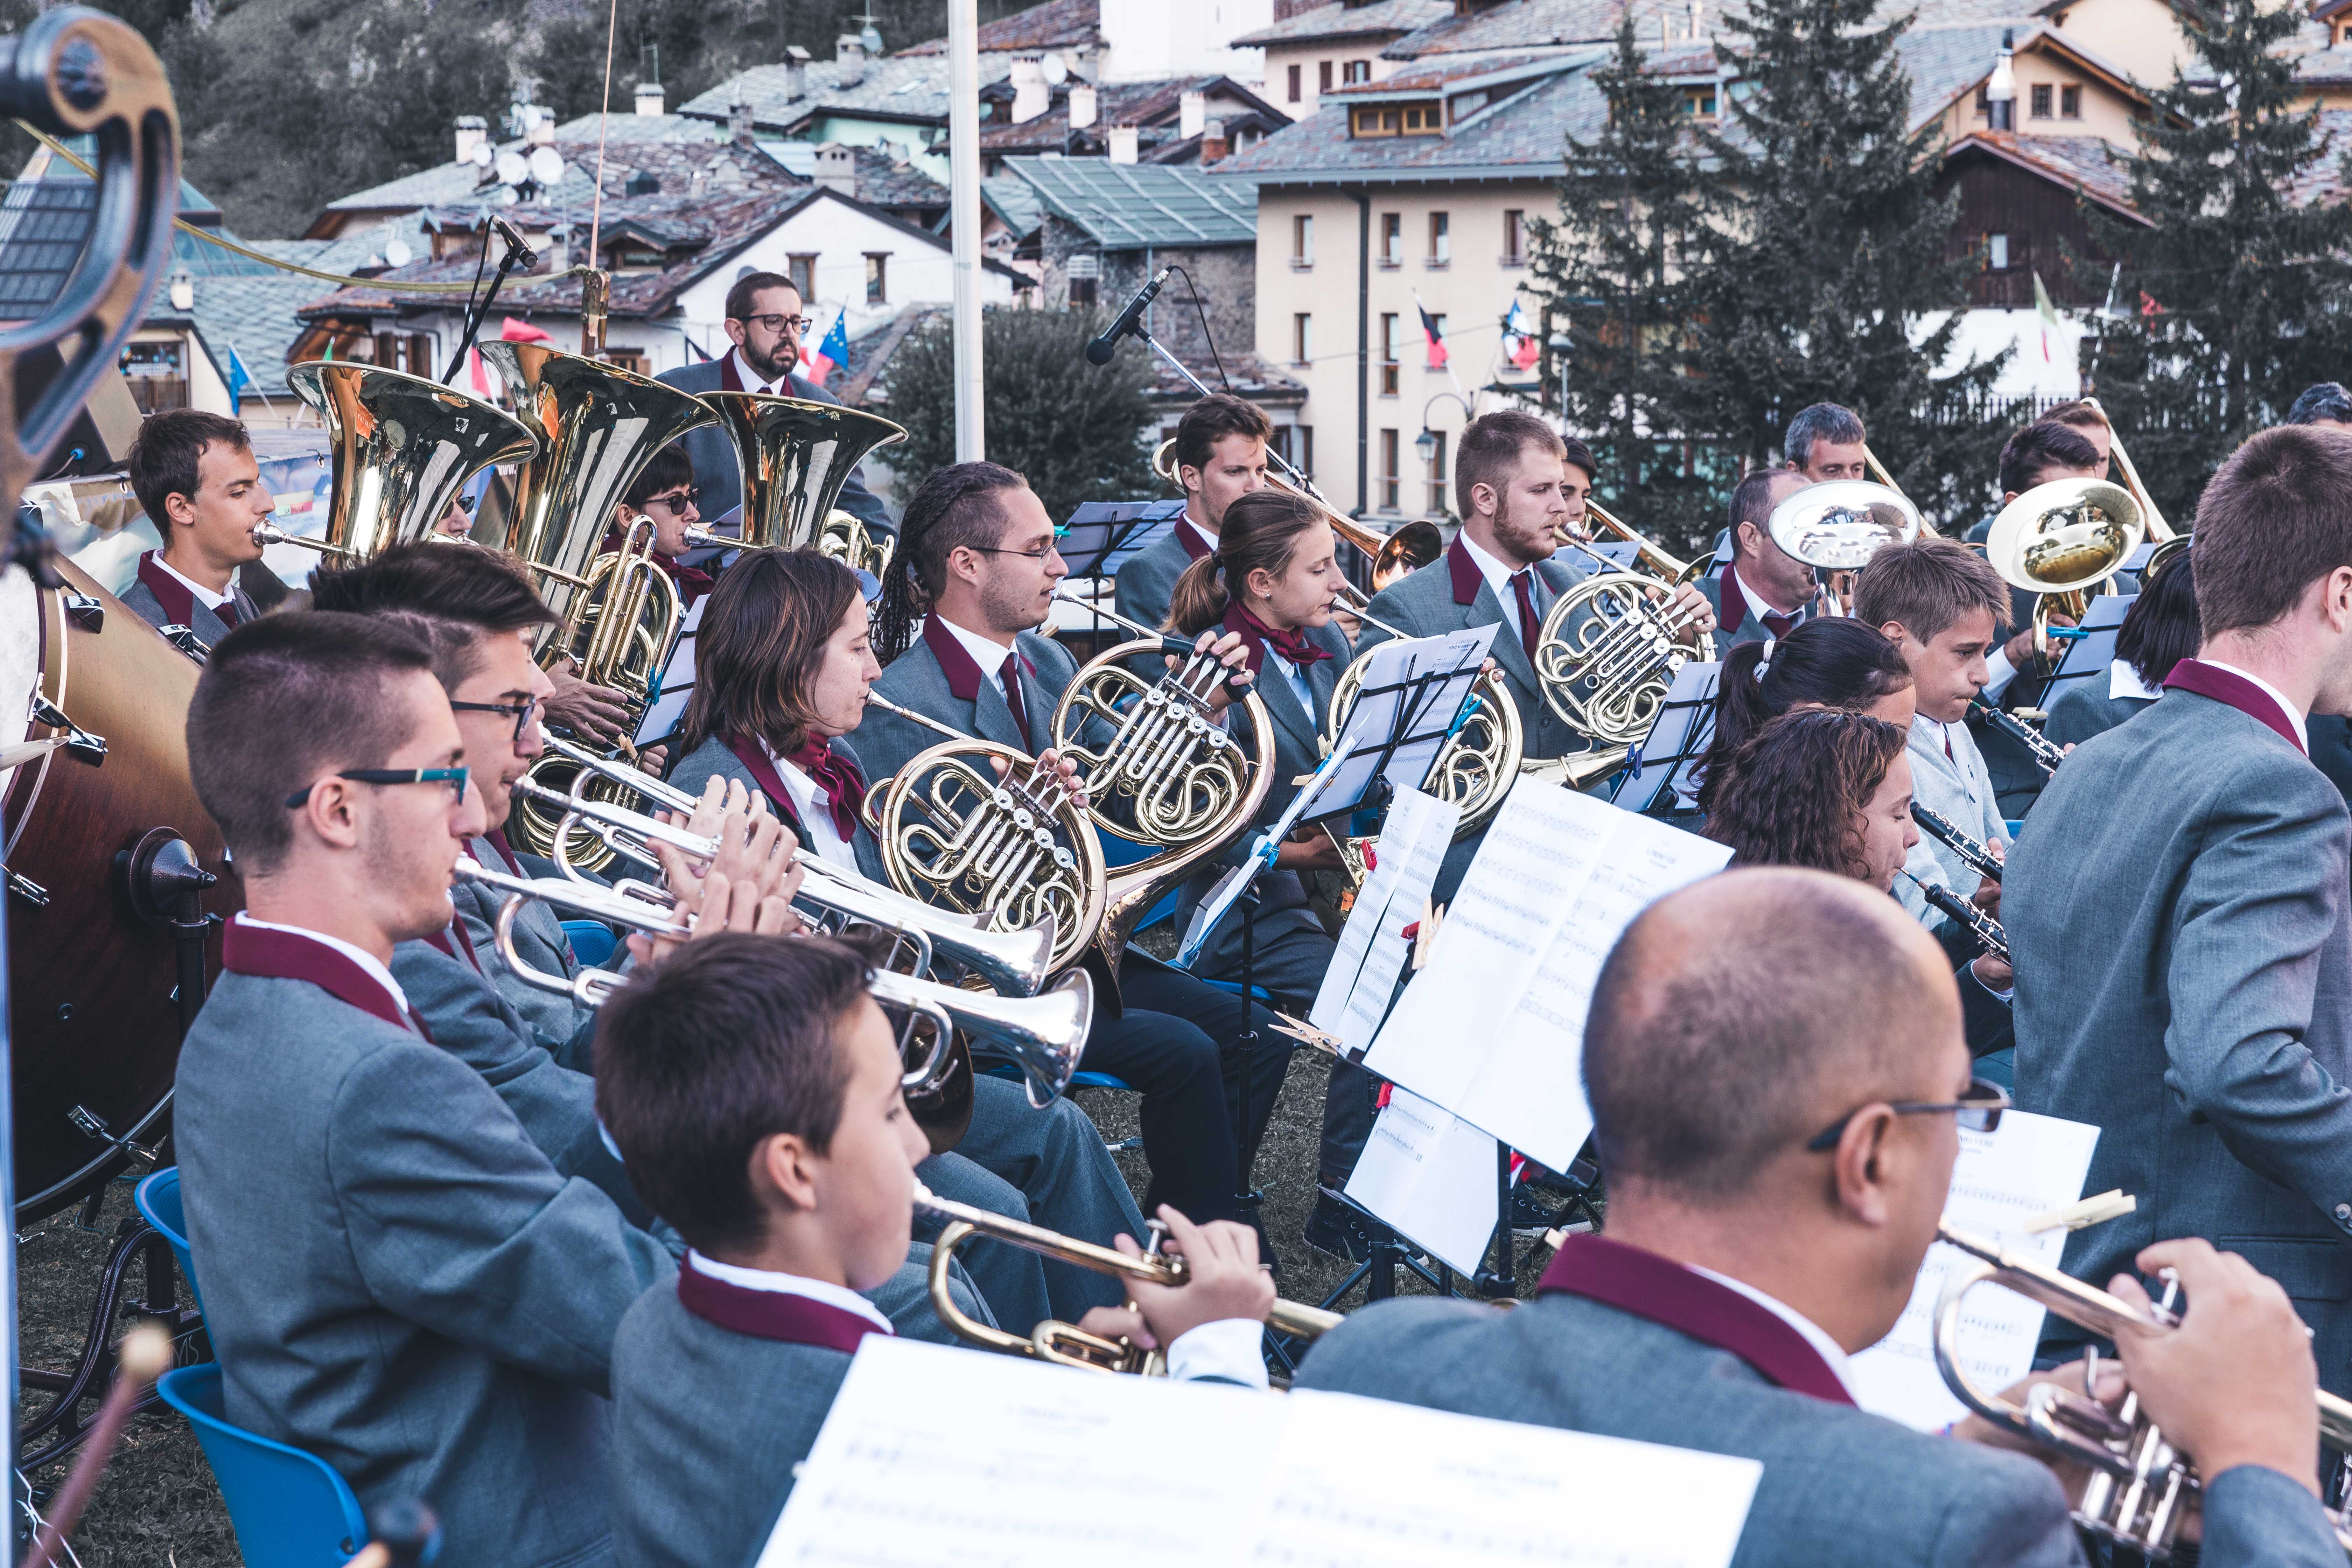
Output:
top-left (1910, 802), bottom-right (2006, 883)
top-left (1900, 870), bottom-right (2010, 964)
top-left (1971, 696), bottom-right (2066, 777)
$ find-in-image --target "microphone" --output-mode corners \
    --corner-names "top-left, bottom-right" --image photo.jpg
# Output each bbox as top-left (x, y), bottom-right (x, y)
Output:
top-left (1085, 267), bottom-right (1170, 366)
top-left (490, 214), bottom-right (539, 268)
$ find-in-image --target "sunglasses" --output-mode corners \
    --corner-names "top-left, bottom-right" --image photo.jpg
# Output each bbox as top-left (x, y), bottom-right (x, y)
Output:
top-left (286, 766), bottom-right (469, 810)
top-left (1804, 1077), bottom-right (2009, 1153)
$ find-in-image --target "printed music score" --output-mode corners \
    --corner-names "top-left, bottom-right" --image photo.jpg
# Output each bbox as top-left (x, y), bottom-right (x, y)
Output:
top-left (1343, 1085), bottom-right (1502, 1275)
top-left (761, 1337), bottom-right (1761, 1567)
top-left (1363, 789), bottom-right (1730, 1172)
top-left (1309, 786), bottom-right (1458, 1059)
top-left (1847, 1110), bottom-right (2100, 1431)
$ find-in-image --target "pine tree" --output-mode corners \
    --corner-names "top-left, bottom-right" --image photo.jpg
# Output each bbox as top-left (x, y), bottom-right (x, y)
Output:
top-left (1528, 20), bottom-right (1719, 555)
top-left (1689, 0), bottom-right (2006, 523)
top-left (2079, 0), bottom-right (2352, 522)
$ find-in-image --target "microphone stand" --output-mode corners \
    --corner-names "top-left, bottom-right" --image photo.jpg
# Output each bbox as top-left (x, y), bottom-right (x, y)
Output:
top-left (1094, 302), bottom-right (1331, 509)
top-left (440, 219), bottom-right (540, 385)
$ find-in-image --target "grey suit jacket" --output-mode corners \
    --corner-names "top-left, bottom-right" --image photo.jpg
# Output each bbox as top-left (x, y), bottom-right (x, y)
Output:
top-left (1897, 718), bottom-right (2011, 932)
top-left (1695, 570), bottom-right (1829, 652)
top-left (666, 734), bottom-right (890, 885)
top-left (175, 970), bottom-right (677, 1568)
top-left (453, 835), bottom-right (598, 1061)
top-left (654, 357), bottom-right (888, 537)
top-left (119, 572), bottom-right (259, 648)
top-left (2042, 677), bottom-right (2154, 750)
top-left (1295, 1291), bottom-right (2342, 1567)
top-left (1111, 524), bottom-right (1199, 632)
top-left (2010, 689), bottom-right (2352, 1389)
top-left (849, 625), bottom-right (1084, 788)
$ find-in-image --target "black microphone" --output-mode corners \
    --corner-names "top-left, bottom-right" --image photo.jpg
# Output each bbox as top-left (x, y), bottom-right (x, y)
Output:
top-left (1085, 267), bottom-right (1170, 365)
top-left (490, 214), bottom-right (539, 268)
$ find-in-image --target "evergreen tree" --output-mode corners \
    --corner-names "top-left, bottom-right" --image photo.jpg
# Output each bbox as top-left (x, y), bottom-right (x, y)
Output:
top-left (1528, 20), bottom-right (1718, 555)
top-left (2079, 0), bottom-right (2352, 522)
top-left (1690, 0), bottom-right (2005, 524)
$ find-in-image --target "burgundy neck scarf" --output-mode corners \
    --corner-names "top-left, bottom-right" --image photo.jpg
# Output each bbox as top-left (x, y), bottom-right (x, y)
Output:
top-left (1222, 599), bottom-right (1329, 675)
top-left (223, 916), bottom-right (417, 1036)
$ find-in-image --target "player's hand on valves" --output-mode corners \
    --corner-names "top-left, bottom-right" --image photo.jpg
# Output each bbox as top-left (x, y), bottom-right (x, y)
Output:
top-left (1117, 1206), bottom-right (1277, 1349)
top-left (1193, 628), bottom-right (1256, 713)
top-left (541, 658), bottom-right (632, 746)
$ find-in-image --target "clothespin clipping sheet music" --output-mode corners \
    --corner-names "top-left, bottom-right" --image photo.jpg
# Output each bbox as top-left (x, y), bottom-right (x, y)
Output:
top-left (761, 1336), bottom-right (1762, 1568)
top-left (1846, 1110), bottom-right (2100, 1432)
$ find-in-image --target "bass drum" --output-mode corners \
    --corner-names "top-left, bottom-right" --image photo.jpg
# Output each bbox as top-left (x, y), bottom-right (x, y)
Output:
top-left (4, 555), bottom-right (239, 1221)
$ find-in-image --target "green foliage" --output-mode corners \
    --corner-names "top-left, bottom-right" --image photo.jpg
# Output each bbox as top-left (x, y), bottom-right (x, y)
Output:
top-left (1689, 0), bottom-right (2007, 525)
top-left (2079, 0), bottom-right (2352, 521)
top-left (881, 309), bottom-right (1159, 528)
top-left (1526, 20), bottom-right (1720, 555)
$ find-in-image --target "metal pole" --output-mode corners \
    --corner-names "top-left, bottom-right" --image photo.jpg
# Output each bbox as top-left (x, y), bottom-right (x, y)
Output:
top-left (947, 0), bottom-right (985, 462)
top-left (2, 891), bottom-right (16, 1559)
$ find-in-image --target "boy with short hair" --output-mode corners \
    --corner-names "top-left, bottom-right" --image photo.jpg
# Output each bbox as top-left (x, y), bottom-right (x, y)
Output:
top-left (122, 408), bottom-right (277, 640)
top-left (599, 933), bottom-right (1278, 1568)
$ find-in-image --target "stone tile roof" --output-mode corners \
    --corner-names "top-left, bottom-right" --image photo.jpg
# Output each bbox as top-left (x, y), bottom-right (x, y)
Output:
top-left (323, 115), bottom-right (788, 222)
top-left (680, 52), bottom-right (1014, 132)
top-left (1945, 130), bottom-right (2143, 217)
top-left (1382, 0), bottom-right (1697, 58)
top-left (2296, 43), bottom-right (2352, 81)
top-left (1146, 349), bottom-right (1307, 407)
top-left (2287, 108), bottom-right (2352, 204)
top-left (1213, 52), bottom-right (1605, 178)
top-left (1233, 0), bottom-right (1454, 47)
top-left (975, 75), bottom-right (1290, 156)
top-left (897, 0), bottom-right (1099, 54)
top-left (1001, 156), bottom-right (1259, 248)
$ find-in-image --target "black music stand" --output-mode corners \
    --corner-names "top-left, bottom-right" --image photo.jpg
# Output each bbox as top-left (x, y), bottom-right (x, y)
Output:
top-left (1613, 662), bottom-right (1723, 821)
top-left (2035, 592), bottom-right (2134, 710)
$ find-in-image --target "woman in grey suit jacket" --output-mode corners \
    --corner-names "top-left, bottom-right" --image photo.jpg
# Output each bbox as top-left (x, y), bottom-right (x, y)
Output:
top-left (2045, 550), bottom-right (2199, 749)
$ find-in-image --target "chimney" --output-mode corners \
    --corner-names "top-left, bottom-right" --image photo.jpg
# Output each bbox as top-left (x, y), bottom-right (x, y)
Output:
top-left (1011, 56), bottom-right (1050, 123)
top-left (1986, 28), bottom-right (2016, 130)
top-left (635, 80), bottom-right (664, 116)
top-left (454, 115), bottom-right (488, 165)
top-left (729, 88), bottom-right (756, 145)
top-left (1688, 0), bottom-right (1704, 40)
top-left (1199, 117), bottom-right (1227, 164)
top-left (784, 44), bottom-right (810, 102)
top-left (1179, 89), bottom-right (1206, 139)
top-left (814, 142), bottom-right (858, 199)
top-left (1107, 124), bottom-right (1140, 163)
top-left (1068, 80), bottom-right (1098, 129)
top-left (836, 33), bottom-right (866, 87)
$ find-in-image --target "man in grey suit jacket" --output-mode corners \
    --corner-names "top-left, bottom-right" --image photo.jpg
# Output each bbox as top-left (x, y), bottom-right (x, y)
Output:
top-left (121, 408), bottom-right (277, 650)
top-left (1112, 391), bottom-right (1272, 631)
top-left (1300, 867), bottom-right (2346, 1568)
top-left (2011, 425), bottom-right (2352, 1394)
top-left (1694, 468), bottom-right (1831, 651)
top-left (175, 612), bottom-right (705, 1567)
top-left (653, 270), bottom-right (888, 539)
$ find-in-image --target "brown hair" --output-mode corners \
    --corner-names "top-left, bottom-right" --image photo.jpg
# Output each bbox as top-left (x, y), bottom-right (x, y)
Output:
top-left (1725, 468), bottom-right (1801, 558)
top-left (679, 547), bottom-right (864, 759)
top-left (874, 460), bottom-right (1027, 664)
top-left (1695, 618), bottom-right (1912, 814)
top-left (1853, 536), bottom-right (2012, 642)
top-left (1166, 488), bottom-right (1328, 635)
top-left (1997, 420), bottom-right (2101, 497)
top-left (127, 408), bottom-right (252, 527)
top-left (725, 270), bottom-right (797, 322)
top-left (1172, 392), bottom-right (1272, 481)
top-left (308, 541), bottom-right (556, 691)
top-left (2193, 425), bottom-right (2352, 637)
top-left (1455, 409), bottom-right (1567, 519)
top-left (595, 932), bottom-right (871, 1253)
top-left (1701, 710), bottom-right (1909, 881)
top-left (2040, 399), bottom-right (2110, 435)
top-left (186, 611), bottom-right (437, 874)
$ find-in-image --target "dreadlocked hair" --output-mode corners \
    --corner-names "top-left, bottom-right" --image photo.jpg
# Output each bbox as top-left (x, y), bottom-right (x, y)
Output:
top-left (874, 460), bottom-right (1029, 664)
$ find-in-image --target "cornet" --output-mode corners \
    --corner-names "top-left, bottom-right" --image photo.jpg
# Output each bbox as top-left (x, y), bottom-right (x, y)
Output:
top-left (915, 1181), bottom-right (1343, 1374)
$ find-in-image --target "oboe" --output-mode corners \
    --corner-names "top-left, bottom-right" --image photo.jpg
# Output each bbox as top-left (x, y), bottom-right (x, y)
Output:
top-left (1970, 696), bottom-right (2066, 777)
top-left (1899, 870), bottom-right (2009, 963)
top-left (1910, 802), bottom-right (2006, 883)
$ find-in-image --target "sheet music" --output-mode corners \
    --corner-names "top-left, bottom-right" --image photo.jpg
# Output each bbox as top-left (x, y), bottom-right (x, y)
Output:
top-left (1848, 1110), bottom-right (2101, 1432)
top-left (1343, 1087), bottom-right (1502, 1275)
top-left (1317, 624), bottom-right (1500, 819)
top-left (1363, 788), bottom-right (1731, 1172)
top-left (635, 593), bottom-right (708, 746)
top-left (1614, 662), bottom-right (1721, 816)
top-left (764, 1337), bottom-right (1760, 1568)
top-left (1309, 787), bottom-right (1458, 1059)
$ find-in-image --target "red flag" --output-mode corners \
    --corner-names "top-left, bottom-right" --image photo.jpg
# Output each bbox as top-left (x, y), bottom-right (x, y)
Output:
top-left (2138, 291), bottom-right (2166, 317)
top-left (1419, 301), bottom-right (1449, 369)
top-left (500, 316), bottom-right (553, 342)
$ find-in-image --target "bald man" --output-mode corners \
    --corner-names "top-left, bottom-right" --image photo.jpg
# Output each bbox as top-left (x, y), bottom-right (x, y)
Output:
top-left (1298, 869), bottom-right (2342, 1567)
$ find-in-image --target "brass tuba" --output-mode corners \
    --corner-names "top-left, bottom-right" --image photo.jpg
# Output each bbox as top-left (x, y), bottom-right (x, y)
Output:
top-left (251, 363), bottom-right (536, 560)
top-left (693, 391), bottom-right (907, 574)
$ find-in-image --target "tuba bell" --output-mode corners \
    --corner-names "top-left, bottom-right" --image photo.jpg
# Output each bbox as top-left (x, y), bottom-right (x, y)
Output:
top-left (1984, 477), bottom-right (2144, 668)
top-left (251, 362), bottom-right (537, 561)
top-left (693, 392), bottom-right (907, 565)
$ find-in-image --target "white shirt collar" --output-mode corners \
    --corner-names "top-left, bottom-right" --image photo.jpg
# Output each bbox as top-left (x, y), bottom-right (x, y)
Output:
top-left (2109, 658), bottom-right (2161, 704)
top-left (935, 613), bottom-right (1019, 698)
top-left (1725, 560), bottom-right (1805, 621)
top-left (2198, 658), bottom-right (2309, 751)
top-left (152, 551), bottom-right (236, 611)
top-left (1686, 1262), bottom-right (1860, 1401)
top-left (231, 912), bottom-right (411, 1017)
top-left (1181, 512), bottom-right (1218, 556)
top-left (684, 1250), bottom-right (896, 1333)
top-left (727, 346), bottom-right (789, 398)
top-left (760, 739), bottom-right (860, 871)
top-left (1455, 530), bottom-right (1527, 598)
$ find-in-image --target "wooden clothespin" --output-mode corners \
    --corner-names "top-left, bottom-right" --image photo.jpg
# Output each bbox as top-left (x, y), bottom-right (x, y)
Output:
top-left (1412, 899), bottom-right (1443, 970)
top-left (2022, 1189), bottom-right (2136, 1234)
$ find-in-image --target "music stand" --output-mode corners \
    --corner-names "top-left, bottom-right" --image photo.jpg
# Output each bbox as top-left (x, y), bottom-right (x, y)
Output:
top-left (2110, 540), bottom-right (2161, 594)
top-left (1612, 662), bottom-right (1722, 820)
top-left (1304, 626), bottom-right (1500, 829)
top-left (1059, 498), bottom-right (1185, 581)
top-left (2036, 592), bottom-right (2134, 709)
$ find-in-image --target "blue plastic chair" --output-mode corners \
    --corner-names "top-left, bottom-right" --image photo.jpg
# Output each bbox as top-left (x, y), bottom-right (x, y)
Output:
top-left (134, 1167), bottom-right (205, 1317)
top-left (1096, 827), bottom-right (1179, 932)
top-left (560, 919), bottom-right (618, 967)
top-left (156, 1364), bottom-right (371, 1568)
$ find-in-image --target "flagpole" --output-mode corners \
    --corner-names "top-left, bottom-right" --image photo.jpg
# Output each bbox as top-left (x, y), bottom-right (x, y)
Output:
top-left (947, 0), bottom-right (984, 461)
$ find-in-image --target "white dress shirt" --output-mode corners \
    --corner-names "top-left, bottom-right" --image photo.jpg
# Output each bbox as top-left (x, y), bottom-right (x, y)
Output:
top-left (2108, 658), bottom-right (2160, 704)
top-left (1687, 1262), bottom-right (1860, 1402)
top-left (761, 740), bottom-right (859, 871)
top-left (1264, 645), bottom-right (1316, 718)
top-left (727, 346), bottom-right (788, 398)
top-left (152, 552), bottom-right (238, 611)
top-left (2200, 658), bottom-right (2309, 751)
top-left (1981, 645), bottom-right (2019, 701)
top-left (685, 1250), bottom-right (896, 1333)
top-left (1181, 514), bottom-right (1217, 556)
top-left (935, 613), bottom-right (1020, 703)
top-left (232, 912), bottom-right (412, 1019)
top-left (1457, 532), bottom-right (1541, 644)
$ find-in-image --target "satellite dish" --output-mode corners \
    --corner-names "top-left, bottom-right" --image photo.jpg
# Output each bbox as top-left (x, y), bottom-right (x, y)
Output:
top-left (470, 142), bottom-right (494, 168)
top-left (495, 149), bottom-right (530, 187)
top-left (385, 239), bottom-right (413, 267)
top-left (528, 145), bottom-right (565, 185)
top-left (1041, 51), bottom-right (1068, 85)
top-left (522, 104), bottom-right (544, 131)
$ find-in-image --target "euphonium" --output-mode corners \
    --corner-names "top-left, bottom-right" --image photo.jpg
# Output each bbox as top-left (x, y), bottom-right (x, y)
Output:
top-left (694, 391), bottom-right (907, 557)
top-left (915, 1181), bottom-right (1343, 1373)
top-left (1933, 1225), bottom-right (2352, 1558)
top-left (1766, 479), bottom-right (1924, 573)
top-left (1985, 476), bottom-right (2146, 669)
top-left (250, 363), bottom-right (536, 560)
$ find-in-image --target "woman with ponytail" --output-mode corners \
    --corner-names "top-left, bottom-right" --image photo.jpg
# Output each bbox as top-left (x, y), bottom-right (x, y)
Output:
top-left (1692, 616), bottom-right (1915, 816)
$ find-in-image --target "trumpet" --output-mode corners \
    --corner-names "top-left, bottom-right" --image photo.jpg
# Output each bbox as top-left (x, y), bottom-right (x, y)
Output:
top-left (1910, 801), bottom-right (2006, 885)
top-left (1898, 870), bottom-right (2008, 963)
top-left (915, 1181), bottom-right (1343, 1373)
top-left (1933, 1225), bottom-right (2352, 1557)
top-left (1971, 696), bottom-right (2066, 778)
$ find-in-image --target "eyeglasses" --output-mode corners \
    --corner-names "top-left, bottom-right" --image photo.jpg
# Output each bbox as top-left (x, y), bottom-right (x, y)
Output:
top-left (736, 313), bottom-right (812, 335)
top-left (970, 540), bottom-right (1066, 563)
top-left (449, 694), bottom-right (542, 745)
top-left (1804, 1076), bottom-right (2010, 1153)
top-left (637, 488), bottom-right (700, 516)
top-left (285, 767), bottom-right (470, 810)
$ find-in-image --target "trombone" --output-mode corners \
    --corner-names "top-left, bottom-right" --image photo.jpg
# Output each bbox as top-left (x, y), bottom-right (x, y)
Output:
top-left (2076, 397), bottom-right (2176, 543)
top-left (915, 1181), bottom-right (1342, 1374)
top-left (1148, 439), bottom-right (1441, 591)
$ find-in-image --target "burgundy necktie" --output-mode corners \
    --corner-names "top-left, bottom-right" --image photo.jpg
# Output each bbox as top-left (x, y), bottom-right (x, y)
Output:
top-left (1762, 611), bottom-right (1794, 639)
top-left (215, 598), bottom-right (243, 630)
top-left (1510, 572), bottom-right (1540, 662)
top-left (789, 737), bottom-right (868, 842)
top-left (1000, 653), bottom-right (1033, 750)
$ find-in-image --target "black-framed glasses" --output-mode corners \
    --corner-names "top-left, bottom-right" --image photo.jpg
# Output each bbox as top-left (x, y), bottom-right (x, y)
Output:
top-left (1804, 1077), bottom-right (2009, 1153)
top-left (971, 540), bottom-right (1065, 563)
top-left (736, 313), bottom-right (812, 334)
top-left (285, 767), bottom-right (469, 810)
top-left (450, 694), bottom-right (542, 745)
top-left (637, 488), bottom-right (701, 515)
